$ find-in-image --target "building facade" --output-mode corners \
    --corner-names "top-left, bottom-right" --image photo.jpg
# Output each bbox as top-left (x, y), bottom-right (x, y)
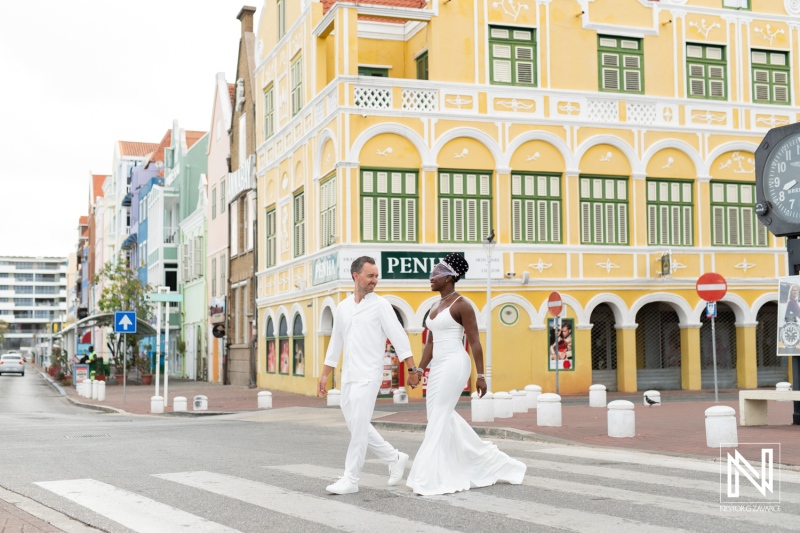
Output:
top-left (252, 0), bottom-right (796, 397)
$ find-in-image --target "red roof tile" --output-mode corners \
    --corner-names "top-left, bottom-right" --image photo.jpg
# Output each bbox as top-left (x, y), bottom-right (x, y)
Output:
top-left (79, 216), bottom-right (88, 226)
top-left (92, 174), bottom-right (107, 199)
top-left (228, 84), bottom-right (236, 107)
top-left (186, 131), bottom-right (207, 150)
top-left (147, 130), bottom-right (172, 167)
top-left (322, 0), bottom-right (427, 13)
top-left (118, 140), bottom-right (160, 158)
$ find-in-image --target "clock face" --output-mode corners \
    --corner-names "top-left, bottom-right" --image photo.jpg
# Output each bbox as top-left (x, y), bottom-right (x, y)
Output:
top-left (764, 133), bottom-right (800, 222)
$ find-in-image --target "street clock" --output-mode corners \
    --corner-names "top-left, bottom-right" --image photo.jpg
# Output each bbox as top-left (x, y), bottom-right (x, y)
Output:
top-left (755, 122), bottom-right (800, 236)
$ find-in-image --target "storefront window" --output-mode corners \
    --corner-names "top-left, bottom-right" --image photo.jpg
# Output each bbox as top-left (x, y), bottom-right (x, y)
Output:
top-left (266, 318), bottom-right (276, 373)
top-left (293, 315), bottom-right (305, 376)
top-left (278, 316), bottom-right (289, 374)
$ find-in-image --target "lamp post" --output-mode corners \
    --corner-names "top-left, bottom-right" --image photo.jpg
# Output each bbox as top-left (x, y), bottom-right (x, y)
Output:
top-left (482, 230), bottom-right (496, 393)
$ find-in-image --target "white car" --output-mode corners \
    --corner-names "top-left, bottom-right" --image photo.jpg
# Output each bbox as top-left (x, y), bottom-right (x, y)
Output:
top-left (0, 353), bottom-right (25, 376)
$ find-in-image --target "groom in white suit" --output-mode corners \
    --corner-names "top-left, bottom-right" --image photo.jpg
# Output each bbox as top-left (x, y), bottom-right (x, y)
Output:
top-left (318, 256), bottom-right (420, 495)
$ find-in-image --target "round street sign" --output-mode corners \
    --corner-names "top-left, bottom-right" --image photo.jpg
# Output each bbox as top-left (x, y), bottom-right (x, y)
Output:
top-left (696, 272), bottom-right (727, 302)
top-left (547, 291), bottom-right (563, 317)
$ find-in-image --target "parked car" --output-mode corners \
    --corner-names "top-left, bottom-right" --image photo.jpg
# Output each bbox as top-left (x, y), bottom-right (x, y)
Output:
top-left (0, 353), bottom-right (25, 376)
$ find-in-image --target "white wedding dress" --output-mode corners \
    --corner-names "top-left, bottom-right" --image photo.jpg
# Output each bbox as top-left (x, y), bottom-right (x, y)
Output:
top-left (406, 299), bottom-right (527, 496)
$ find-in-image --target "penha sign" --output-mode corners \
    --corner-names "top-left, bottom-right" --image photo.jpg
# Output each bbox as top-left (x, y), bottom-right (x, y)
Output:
top-left (381, 252), bottom-right (456, 280)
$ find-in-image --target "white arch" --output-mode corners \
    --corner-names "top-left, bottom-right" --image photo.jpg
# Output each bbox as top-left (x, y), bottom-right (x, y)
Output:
top-left (575, 135), bottom-right (644, 176)
top-left (347, 123), bottom-right (432, 167)
top-left (262, 308), bottom-right (277, 337)
top-left (642, 139), bottom-right (704, 178)
top-left (313, 128), bottom-right (338, 179)
top-left (702, 141), bottom-right (759, 177)
top-left (290, 303), bottom-right (307, 335)
top-left (417, 295), bottom-right (485, 330)
top-left (630, 293), bottom-right (694, 326)
top-left (487, 294), bottom-right (538, 330)
top-left (752, 292), bottom-right (779, 319)
top-left (319, 296), bottom-right (337, 334)
top-left (432, 127), bottom-right (504, 169)
top-left (535, 294), bottom-right (588, 326)
top-left (692, 294), bottom-right (752, 324)
top-left (584, 293), bottom-right (632, 325)
top-left (383, 295), bottom-right (416, 331)
top-left (276, 305), bottom-right (290, 333)
top-left (505, 130), bottom-right (578, 173)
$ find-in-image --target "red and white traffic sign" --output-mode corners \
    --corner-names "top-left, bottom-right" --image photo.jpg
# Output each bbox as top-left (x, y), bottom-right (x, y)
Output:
top-left (696, 272), bottom-right (727, 302)
top-left (547, 291), bottom-right (563, 317)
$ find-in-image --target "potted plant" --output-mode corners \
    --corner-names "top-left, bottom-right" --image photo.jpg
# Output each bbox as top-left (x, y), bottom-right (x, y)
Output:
top-left (135, 353), bottom-right (153, 385)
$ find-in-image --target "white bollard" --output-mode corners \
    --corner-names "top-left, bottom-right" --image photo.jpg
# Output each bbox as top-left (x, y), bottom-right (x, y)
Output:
top-left (643, 390), bottom-right (661, 406)
top-left (82, 379), bottom-right (91, 398)
top-left (326, 388), bottom-right (341, 407)
top-left (524, 384), bottom-right (542, 409)
top-left (776, 382), bottom-right (792, 402)
top-left (258, 391), bottom-right (273, 409)
top-left (493, 391), bottom-right (513, 419)
top-left (537, 393), bottom-right (562, 427)
top-left (150, 396), bottom-right (164, 414)
top-left (91, 380), bottom-right (98, 400)
top-left (173, 396), bottom-right (187, 412)
top-left (392, 388), bottom-right (408, 404)
top-left (471, 392), bottom-right (494, 422)
top-left (97, 381), bottom-right (105, 402)
top-left (510, 390), bottom-right (528, 413)
top-left (193, 395), bottom-right (208, 411)
top-left (705, 405), bottom-right (738, 448)
top-left (607, 400), bottom-right (635, 438)
top-left (589, 384), bottom-right (607, 408)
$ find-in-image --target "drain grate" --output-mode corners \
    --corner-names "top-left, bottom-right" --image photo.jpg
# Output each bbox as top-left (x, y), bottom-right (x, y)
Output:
top-left (64, 434), bottom-right (110, 439)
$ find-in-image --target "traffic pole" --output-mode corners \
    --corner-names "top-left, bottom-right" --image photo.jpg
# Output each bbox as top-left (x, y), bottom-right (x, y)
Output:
top-left (710, 313), bottom-right (719, 403)
top-left (164, 299), bottom-right (169, 408)
top-left (123, 334), bottom-right (127, 402)
top-left (554, 317), bottom-right (560, 395)
top-left (155, 301), bottom-right (161, 397)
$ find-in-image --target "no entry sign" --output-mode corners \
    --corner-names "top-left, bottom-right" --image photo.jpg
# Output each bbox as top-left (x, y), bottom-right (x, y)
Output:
top-left (696, 272), bottom-right (727, 302)
top-left (547, 291), bottom-right (563, 317)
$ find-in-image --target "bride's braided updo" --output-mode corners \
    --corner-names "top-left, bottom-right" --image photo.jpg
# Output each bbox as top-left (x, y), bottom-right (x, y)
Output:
top-left (442, 253), bottom-right (469, 283)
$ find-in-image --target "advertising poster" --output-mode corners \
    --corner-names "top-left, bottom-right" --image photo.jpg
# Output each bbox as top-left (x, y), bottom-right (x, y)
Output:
top-left (777, 276), bottom-right (800, 356)
top-left (293, 338), bottom-right (305, 376)
top-left (279, 339), bottom-right (290, 374)
top-left (266, 340), bottom-right (276, 373)
top-left (548, 318), bottom-right (575, 371)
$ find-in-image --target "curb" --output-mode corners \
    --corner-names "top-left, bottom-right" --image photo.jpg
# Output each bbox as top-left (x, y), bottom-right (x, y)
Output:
top-left (164, 411), bottom-right (235, 417)
top-left (38, 371), bottom-right (65, 397)
top-left (371, 420), bottom-right (576, 445)
top-left (64, 395), bottom-right (128, 414)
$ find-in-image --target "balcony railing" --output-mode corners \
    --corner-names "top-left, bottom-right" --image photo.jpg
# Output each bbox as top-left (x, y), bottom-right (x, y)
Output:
top-left (164, 227), bottom-right (178, 244)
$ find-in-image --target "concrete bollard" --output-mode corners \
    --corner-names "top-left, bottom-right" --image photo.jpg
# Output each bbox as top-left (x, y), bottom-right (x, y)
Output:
top-left (258, 391), bottom-right (273, 409)
top-left (493, 392), bottom-right (513, 419)
top-left (326, 388), bottom-right (341, 407)
top-left (776, 382), bottom-right (792, 402)
top-left (589, 384), bottom-right (607, 408)
top-left (471, 392), bottom-right (494, 423)
top-left (510, 390), bottom-right (528, 413)
top-left (82, 379), bottom-right (91, 398)
top-left (524, 384), bottom-right (542, 409)
top-left (193, 395), bottom-right (208, 411)
top-left (643, 390), bottom-right (661, 406)
top-left (91, 380), bottom-right (98, 400)
top-left (392, 388), bottom-right (408, 404)
top-left (705, 406), bottom-right (738, 448)
top-left (173, 396), bottom-right (187, 412)
top-left (607, 400), bottom-right (635, 438)
top-left (150, 396), bottom-right (164, 414)
top-left (97, 381), bottom-right (106, 402)
top-left (537, 393), bottom-right (562, 427)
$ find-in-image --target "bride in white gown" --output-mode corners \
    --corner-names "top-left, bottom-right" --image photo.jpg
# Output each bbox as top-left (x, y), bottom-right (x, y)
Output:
top-left (406, 254), bottom-right (527, 496)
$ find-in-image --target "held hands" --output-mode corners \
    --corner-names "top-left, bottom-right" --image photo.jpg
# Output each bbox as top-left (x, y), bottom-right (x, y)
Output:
top-left (407, 370), bottom-right (421, 389)
top-left (475, 377), bottom-right (487, 398)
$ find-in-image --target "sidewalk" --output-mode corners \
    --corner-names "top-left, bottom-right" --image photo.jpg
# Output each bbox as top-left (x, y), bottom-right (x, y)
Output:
top-left (51, 371), bottom-right (800, 466)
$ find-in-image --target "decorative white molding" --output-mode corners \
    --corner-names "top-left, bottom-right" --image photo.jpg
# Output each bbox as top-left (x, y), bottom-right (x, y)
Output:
top-left (492, 0), bottom-right (531, 21)
top-left (755, 25), bottom-right (784, 45)
top-left (497, 98), bottom-right (534, 112)
top-left (596, 259), bottom-right (620, 274)
top-left (755, 115), bottom-right (790, 129)
top-left (662, 157), bottom-right (674, 169)
top-left (719, 151), bottom-right (755, 174)
top-left (734, 258), bottom-right (756, 273)
top-left (453, 148), bottom-right (469, 159)
top-left (599, 151), bottom-right (613, 162)
top-left (376, 147), bottom-right (393, 157)
top-left (786, 0), bottom-right (800, 16)
top-left (689, 19), bottom-right (720, 39)
top-left (445, 95), bottom-right (473, 110)
top-left (526, 152), bottom-right (540, 161)
top-left (528, 259), bottom-right (553, 273)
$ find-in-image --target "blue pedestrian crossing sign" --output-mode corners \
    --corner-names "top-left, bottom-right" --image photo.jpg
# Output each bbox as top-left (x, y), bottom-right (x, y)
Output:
top-left (706, 302), bottom-right (717, 318)
top-left (114, 311), bottom-right (137, 333)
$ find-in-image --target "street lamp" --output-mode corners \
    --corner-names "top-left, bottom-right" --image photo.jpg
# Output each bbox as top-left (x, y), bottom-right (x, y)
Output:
top-left (482, 229), bottom-right (496, 393)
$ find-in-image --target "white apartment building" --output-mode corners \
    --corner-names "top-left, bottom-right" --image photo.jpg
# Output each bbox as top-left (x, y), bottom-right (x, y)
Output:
top-left (0, 257), bottom-right (68, 354)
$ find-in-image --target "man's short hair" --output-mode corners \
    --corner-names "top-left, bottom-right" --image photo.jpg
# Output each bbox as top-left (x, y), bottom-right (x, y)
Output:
top-left (350, 256), bottom-right (376, 279)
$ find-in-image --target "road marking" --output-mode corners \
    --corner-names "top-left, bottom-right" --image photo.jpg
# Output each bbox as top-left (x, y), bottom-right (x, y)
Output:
top-left (34, 479), bottom-right (240, 533)
top-left (269, 464), bottom-right (695, 533)
top-left (155, 471), bottom-right (453, 533)
top-left (533, 447), bottom-right (800, 484)
top-left (0, 486), bottom-right (103, 533)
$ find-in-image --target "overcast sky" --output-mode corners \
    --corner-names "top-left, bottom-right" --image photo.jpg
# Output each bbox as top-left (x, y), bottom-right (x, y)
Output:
top-left (0, 0), bottom-right (258, 258)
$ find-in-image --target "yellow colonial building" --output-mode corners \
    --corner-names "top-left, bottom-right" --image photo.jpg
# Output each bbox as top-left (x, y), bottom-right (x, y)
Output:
top-left (252, 0), bottom-right (797, 397)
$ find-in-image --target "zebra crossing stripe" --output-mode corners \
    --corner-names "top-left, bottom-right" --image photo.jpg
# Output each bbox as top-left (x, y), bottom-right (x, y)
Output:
top-left (34, 479), bottom-right (241, 533)
top-left (269, 464), bottom-right (695, 533)
top-left (154, 471), bottom-right (454, 533)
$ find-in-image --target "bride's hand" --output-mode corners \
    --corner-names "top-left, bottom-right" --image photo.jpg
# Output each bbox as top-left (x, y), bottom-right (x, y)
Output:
top-left (476, 377), bottom-right (487, 398)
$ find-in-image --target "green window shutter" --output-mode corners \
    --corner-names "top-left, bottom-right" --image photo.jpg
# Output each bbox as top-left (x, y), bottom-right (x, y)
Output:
top-left (489, 25), bottom-right (536, 86)
top-left (646, 179), bottom-right (693, 247)
top-left (648, 204), bottom-right (657, 244)
top-left (599, 36), bottom-right (642, 94)
top-left (363, 197), bottom-right (374, 241)
top-left (550, 201), bottom-right (561, 242)
top-left (511, 173), bottom-right (561, 244)
top-left (405, 199), bottom-right (417, 241)
top-left (751, 50), bottom-right (789, 105)
top-left (440, 198), bottom-right (450, 241)
top-left (361, 169), bottom-right (418, 243)
top-left (416, 51), bottom-right (429, 80)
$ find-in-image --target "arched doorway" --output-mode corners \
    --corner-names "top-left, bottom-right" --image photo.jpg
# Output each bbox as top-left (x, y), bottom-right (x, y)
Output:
top-left (756, 303), bottom-right (788, 386)
top-left (590, 304), bottom-right (618, 391)
top-left (699, 302), bottom-right (737, 389)
top-left (635, 303), bottom-right (681, 390)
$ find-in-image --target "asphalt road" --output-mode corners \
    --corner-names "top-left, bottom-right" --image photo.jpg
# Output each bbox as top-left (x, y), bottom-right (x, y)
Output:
top-left (0, 368), bottom-right (797, 533)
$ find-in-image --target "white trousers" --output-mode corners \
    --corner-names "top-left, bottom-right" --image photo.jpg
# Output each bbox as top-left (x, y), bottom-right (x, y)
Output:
top-left (340, 380), bottom-right (398, 483)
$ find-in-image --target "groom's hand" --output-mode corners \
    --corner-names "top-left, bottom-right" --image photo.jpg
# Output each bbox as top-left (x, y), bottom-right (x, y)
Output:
top-left (407, 371), bottom-right (420, 388)
top-left (317, 375), bottom-right (329, 397)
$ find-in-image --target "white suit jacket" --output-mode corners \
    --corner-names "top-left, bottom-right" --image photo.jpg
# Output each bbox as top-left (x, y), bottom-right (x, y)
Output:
top-left (323, 293), bottom-right (413, 383)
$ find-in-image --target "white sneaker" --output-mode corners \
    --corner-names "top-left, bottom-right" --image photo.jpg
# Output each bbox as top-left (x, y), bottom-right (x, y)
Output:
top-left (326, 477), bottom-right (359, 495)
top-left (387, 451), bottom-right (409, 485)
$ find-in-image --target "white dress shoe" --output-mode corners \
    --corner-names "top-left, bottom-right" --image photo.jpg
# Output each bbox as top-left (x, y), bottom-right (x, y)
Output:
top-left (326, 477), bottom-right (359, 495)
top-left (387, 451), bottom-right (409, 485)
